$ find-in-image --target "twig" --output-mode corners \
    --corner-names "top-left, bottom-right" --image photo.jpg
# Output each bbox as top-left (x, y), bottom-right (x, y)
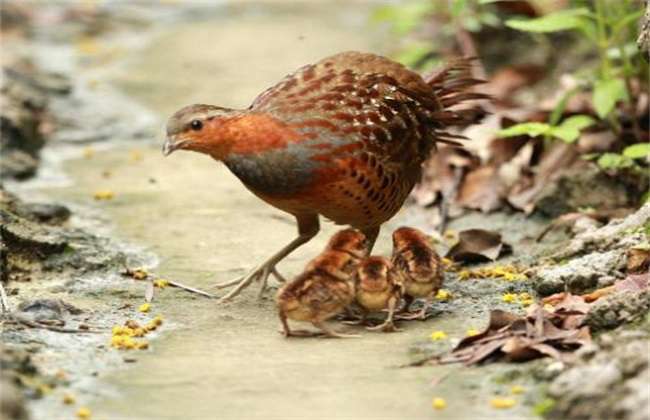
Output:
top-left (168, 279), bottom-right (216, 299)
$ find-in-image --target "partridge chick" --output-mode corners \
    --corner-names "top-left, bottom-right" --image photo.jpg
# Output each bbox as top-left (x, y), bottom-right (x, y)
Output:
top-left (353, 256), bottom-right (403, 332)
top-left (391, 227), bottom-right (443, 320)
top-left (276, 229), bottom-right (367, 338)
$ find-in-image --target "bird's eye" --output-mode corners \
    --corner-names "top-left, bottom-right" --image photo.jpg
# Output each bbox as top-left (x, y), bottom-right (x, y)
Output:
top-left (190, 120), bottom-right (203, 131)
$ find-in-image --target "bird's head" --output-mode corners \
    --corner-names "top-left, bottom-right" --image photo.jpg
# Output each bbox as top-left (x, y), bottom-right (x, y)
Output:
top-left (392, 226), bottom-right (431, 253)
top-left (356, 256), bottom-right (392, 291)
top-left (325, 229), bottom-right (368, 259)
top-left (163, 104), bottom-right (240, 159)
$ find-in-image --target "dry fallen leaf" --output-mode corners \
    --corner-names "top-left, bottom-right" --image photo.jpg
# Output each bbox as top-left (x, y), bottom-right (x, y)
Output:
top-left (456, 165), bottom-right (503, 213)
top-left (446, 229), bottom-right (511, 262)
top-left (627, 246), bottom-right (650, 274)
top-left (413, 305), bottom-right (591, 367)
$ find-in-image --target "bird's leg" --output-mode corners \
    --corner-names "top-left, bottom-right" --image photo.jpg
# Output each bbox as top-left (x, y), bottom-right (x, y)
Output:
top-left (361, 226), bottom-right (380, 253)
top-left (397, 295), bottom-right (415, 315)
top-left (397, 294), bottom-right (433, 320)
top-left (366, 296), bottom-right (401, 332)
top-left (342, 308), bottom-right (368, 325)
top-left (215, 215), bottom-right (319, 303)
top-left (279, 310), bottom-right (324, 337)
top-left (313, 320), bottom-right (360, 338)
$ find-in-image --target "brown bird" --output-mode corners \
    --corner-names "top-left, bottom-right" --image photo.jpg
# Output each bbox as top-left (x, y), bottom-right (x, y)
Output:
top-left (163, 51), bottom-right (483, 302)
top-left (391, 226), bottom-right (444, 320)
top-left (353, 256), bottom-right (403, 332)
top-left (276, 229), bottom-right (367, 338)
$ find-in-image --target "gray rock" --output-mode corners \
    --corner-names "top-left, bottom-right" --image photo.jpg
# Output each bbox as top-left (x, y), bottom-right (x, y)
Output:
top-left (535, 165), bottom-right (640, 218)
top-left (546, 331), bottom-right (650, 420)
top-left (586, 290), bottom-right (650, 331)
top-left (534, 250), bottom-right (625, 295)
top-left (1, 187), bottom-right (125, 282)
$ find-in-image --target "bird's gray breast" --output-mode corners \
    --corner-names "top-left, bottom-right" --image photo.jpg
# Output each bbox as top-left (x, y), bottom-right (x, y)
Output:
top-left (224, 143), bottom-right (321, 195)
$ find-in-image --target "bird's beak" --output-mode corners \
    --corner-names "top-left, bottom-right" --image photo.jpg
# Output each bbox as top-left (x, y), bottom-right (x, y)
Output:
top-left (162, 136), bottom-right (185, 156)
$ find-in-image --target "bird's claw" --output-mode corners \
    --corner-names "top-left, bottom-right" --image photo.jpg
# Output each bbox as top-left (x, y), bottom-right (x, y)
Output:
top-left (395, 309), bottom-right (429, 321)
top-left (214, 262), bottom-right (286, 303)
top-left (366, 322), bottom-right (401, 332)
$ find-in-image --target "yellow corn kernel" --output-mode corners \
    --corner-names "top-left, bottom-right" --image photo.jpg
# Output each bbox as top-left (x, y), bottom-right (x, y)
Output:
top-left (76, 407), bottom-right (92, 419)
top-left (432, 397), bottom-right (446, 410)
top-left (63, 393), bottom-right (76, 405)
top-left (152, 315), bottom-right (163, 326)
top-left (490, 397), bottom-right (516, 409)
top-left (138, 303), bottom-right (151, 313)
top-left (153, 279), bottom-right (169, 288)
top-left (435, 289), bottom-right (451, 301)
top-left (501, 293), bottom-right (517, 303)
top-left (93, 190), bottom-right (114, 200)
top-left (510, 385), bottom-right (526, 395)
top-left (458, 270), bottom-right (471, 280)
top-left (466, 328), bottom-right (480, 337)
top-left (430, 331), bottom-right (447, 341)
top-left (135, 341), bottom-right (149, 350)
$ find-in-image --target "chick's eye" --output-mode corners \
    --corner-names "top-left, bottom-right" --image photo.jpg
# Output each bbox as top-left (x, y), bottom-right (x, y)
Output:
top-left (190, 120), bottom-right (203, 131)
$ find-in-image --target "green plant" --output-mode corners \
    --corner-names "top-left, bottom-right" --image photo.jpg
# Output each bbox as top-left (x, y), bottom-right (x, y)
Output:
top-left (498, 115), bottom-right (597, 143)
top-left (588, 142), bottom-right (650, 170)
top-left (372, 0), bottom-right (504, 70)
top-left (503, 0), bottom-right (645, 135)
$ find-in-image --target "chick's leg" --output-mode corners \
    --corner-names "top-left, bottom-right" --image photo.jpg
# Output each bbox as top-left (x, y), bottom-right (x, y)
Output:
top-left (313, 321), bottom-right (360, 338)
top-left (396, 295), bottom-right (415, 316)
top-left (279, 311), bottom-right (324, 337)
top-left (398, 294), bottom-right (433, 320)
top-left (367, 295), bottom-right (401, 332)
top-left (341, 308), bottom-right (367, 325)
top-left (215, 214), bottom-right (320, 302)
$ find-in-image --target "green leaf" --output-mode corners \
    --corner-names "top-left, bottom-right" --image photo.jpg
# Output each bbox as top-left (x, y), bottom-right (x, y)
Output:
top-left (550, 115), bottom-right (596, 143)
top-left (593, 78), bottom-right (628, 118)
top-left (597, 153), bottom-right (634, 169)
top-left (581, 153), bottom-right (600, 161)
top-left (623, 143), bottom-right (650, 159)
top-left (549, 88), bottom-right (579, 126)
top-left (498, 122), bottom-right (551, 138)
top-left (505, 8), bottom-right (590, 33)
top-left (612, 10), bottom-right (643, 38)
top-left (576, 17), bottom-right (598, 42)
top-left (560, 115), bottom-right (596, 131)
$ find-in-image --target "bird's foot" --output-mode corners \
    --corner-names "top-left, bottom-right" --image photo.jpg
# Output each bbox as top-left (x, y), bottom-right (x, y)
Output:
top-left (395, 307), bottom-right (429, 321)
top-left (313, 321), bottom-right (360, 338)
top-left (322, 330), bottom-right (361, 339)
top-left (280, 328), bottom-right (325, 338)
top-left (341, 319), bottom-right (367, 326)
top-left (366, 321), bottom-right (401, 333)
top-left (213, 263), bottom-right (284, 303)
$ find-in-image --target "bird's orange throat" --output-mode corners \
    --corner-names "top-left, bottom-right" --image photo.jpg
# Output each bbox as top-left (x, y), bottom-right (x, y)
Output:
top-left (190, 113), bottom-right (300, 160)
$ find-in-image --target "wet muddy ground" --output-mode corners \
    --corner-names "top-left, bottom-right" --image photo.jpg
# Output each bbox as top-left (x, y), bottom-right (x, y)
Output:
top-left (3, 2), bottom-right (647, 420)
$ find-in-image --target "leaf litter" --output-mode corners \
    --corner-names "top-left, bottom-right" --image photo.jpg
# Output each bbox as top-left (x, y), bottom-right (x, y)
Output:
top-left (409, 271), bottom-right (649, 368)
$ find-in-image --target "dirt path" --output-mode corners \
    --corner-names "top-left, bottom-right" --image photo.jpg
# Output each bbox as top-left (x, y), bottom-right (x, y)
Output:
top-left (36, 3), bottom-right (538, 419)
